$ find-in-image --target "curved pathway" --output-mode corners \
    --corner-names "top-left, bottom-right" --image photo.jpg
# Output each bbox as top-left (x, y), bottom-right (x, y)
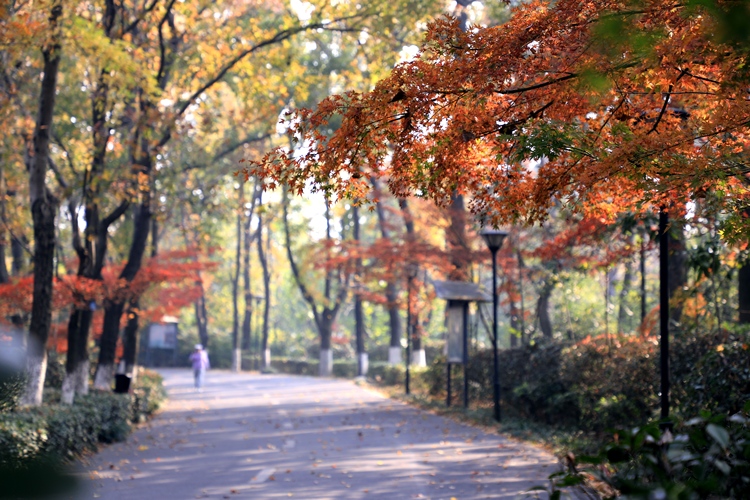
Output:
top-left (81, 369), bottom-right (558, 499)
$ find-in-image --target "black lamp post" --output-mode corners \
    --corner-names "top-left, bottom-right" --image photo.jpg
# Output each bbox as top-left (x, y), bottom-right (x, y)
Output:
top-left (481, 229), bottom-right (508, 422)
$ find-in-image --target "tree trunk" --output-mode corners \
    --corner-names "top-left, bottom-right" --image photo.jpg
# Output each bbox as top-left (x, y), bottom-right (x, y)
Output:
top-left (399, 198), bottom-right (424, 365)
top-left (62, 308), bottom-right (93, 404)
top-left (94, 300), bottom-right (125, 390)
top-left (319, 312), bottom-right (333, 376)
top-left (194, 292), bottom-right (209, 348)
top-left (617, 255), bottom-right (634, 334)
top-left (21, 0), bottom-right (63, 406)
top-left (372, 179), bottom-right (402, 364)
top-left (122, 300), bottom-right (140, 377)
top-left (352, 205), bottom-right (366, 376)
top-left (640, 234), bottom-right (647, 327)
top-left (282, 191), bottom-right (347, 375)
top-left (257, 201), bottom-right (272, 368)
top-left (231, 182), bottom-right (243, 372)
top-left (0, 168), bottom-right (8, 284)
top-left (447, 193), bottom-right (469, 281)
top-left (509, 301), bottom-right (519, 348)
top-left (740, 259), bottom-right (750, 324)
top-left (241, 200), bottom-right (252, 351)
top-left (517, 251), bottom-right (527, 344)
top-left (537, 280), bottom-right (553, 339)
top-left (94, 201), bottom-right (151, 390)
top-left (0, 239), bottom-right (7, 284)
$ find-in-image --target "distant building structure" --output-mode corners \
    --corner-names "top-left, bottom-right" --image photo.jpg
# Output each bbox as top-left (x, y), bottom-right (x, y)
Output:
top-left (140, 316), bottom-right (180, 367)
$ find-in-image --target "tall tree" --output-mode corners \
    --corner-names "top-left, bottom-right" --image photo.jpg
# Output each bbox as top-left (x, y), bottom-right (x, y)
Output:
top-left (352, 204), bottom-right (366, 376)
top-left (21, 0), bottom-right (64, 406)
top-left (283, 192), bottom-right (348, 376)
top-left (371, 178), bottom-right (402, 365)
top-left (231, 180), bottom-right (244, 372)
top-left (256, 191), bottom-right (272, 369)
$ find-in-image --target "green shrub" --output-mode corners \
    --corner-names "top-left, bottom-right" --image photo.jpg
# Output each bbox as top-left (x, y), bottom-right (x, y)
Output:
top-left (132, 368), bottom-right (167, 422)
top-left (270, 358), bottom-right (319, 376)
top-left (418, 330), bottom-right (748, 434)
top-left (43, 352), bottom-right (65, 389)
top-left (0, 392), bottom-right (131, 467)
top-left (679, 334), bottom-right (750, 417)
top-left (333, 360), bottom-right (357, 378)
top-left (0, 369), bottom-right (166, 472)
top-left (0, 370), bottom-right (25, 414)
top-left (550, 405), bottom-right (750, 499)
top-left (368, 362), bottom-right (405, 385)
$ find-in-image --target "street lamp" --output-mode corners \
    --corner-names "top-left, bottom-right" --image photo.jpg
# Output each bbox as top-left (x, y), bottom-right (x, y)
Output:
top-left (480, 228), bottom-right (508, 422)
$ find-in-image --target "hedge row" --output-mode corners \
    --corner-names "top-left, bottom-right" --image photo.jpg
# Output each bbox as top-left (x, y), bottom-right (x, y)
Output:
top-left (264, 329), bottom-right (749, 434)
top-left (259, 357), bottom-right (430, 392)
top-left (0, 369), bottom-right (166, 470)
top-left (422, 329), bottom-right (750, 432)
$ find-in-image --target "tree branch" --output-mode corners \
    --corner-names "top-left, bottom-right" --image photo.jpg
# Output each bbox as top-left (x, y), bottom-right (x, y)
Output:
top-left (283, 189), bottom-right (322, 329)
top-left (101, 199), bottom-right (130, 229)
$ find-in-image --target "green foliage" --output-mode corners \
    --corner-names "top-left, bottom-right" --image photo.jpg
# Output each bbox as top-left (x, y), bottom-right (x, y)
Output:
top-left (0, 368), bottom-right (165, 472)
top-left (0, 392), bottom-right (130, 467)
top-left (131, 369), bottom-right (167, 423)
top-left (551, 406), bottom-right (750, 499)
top-left (422, 330), bottom-right (749, 433)
top-left (0, 370), bottom-right (25, 414)
top-left (43, 352), bottom-right (66, 389)
top-left (268, 358), bottom-right (320, 376)
top-left (679, 333), bottom-right (750, 417)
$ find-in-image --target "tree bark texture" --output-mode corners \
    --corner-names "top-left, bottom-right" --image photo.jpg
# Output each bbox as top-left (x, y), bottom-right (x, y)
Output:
top-left (122, 300), bottom-right (140, 376)
top-left (537, 280), bottom-right (553, 338)
top-left (22, 0), bottom-right (63, 406)
top-left (194, 292), bottom-right (209, 348)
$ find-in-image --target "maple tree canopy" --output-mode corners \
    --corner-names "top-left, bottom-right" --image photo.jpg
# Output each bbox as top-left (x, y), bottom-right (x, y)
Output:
top-left (251, 0), bottom-right (750, 239)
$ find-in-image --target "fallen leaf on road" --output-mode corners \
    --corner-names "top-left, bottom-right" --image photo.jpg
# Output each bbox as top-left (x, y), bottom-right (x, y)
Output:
top-left (137, 445), bottom-right (148, 451)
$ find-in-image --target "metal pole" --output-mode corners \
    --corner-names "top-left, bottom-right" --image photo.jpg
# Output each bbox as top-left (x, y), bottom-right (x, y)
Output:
top-left (641, 234), bottom-right (647, 326)
top-left (446, 362), bottom-right (452, 407)
top-left (463, 302), bottom-right (469, 408)
top-left (518, 251), bottom-right (525, 344)
top-left (659, 208), bottom-right (670, 422)
top-left (405, 273), bottom-right (412, 395)
top-left (492, 249), bottom-right (501, 422)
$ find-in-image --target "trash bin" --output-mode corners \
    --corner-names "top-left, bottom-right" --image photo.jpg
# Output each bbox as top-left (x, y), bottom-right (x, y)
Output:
top-left (114, 374), bottom-right (131, 393)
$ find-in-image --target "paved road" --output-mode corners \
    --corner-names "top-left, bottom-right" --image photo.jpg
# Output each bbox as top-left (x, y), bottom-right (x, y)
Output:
top-left (81, 370), bottom-right (558, 499)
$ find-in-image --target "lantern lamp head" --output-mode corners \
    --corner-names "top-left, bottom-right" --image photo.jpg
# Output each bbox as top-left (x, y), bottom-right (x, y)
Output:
top-left (480, 229), bottom-right (508, 254)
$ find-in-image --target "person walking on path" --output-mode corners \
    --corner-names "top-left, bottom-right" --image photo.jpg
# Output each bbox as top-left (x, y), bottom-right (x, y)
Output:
top-left (189, 344), bottom-right (210, 391)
